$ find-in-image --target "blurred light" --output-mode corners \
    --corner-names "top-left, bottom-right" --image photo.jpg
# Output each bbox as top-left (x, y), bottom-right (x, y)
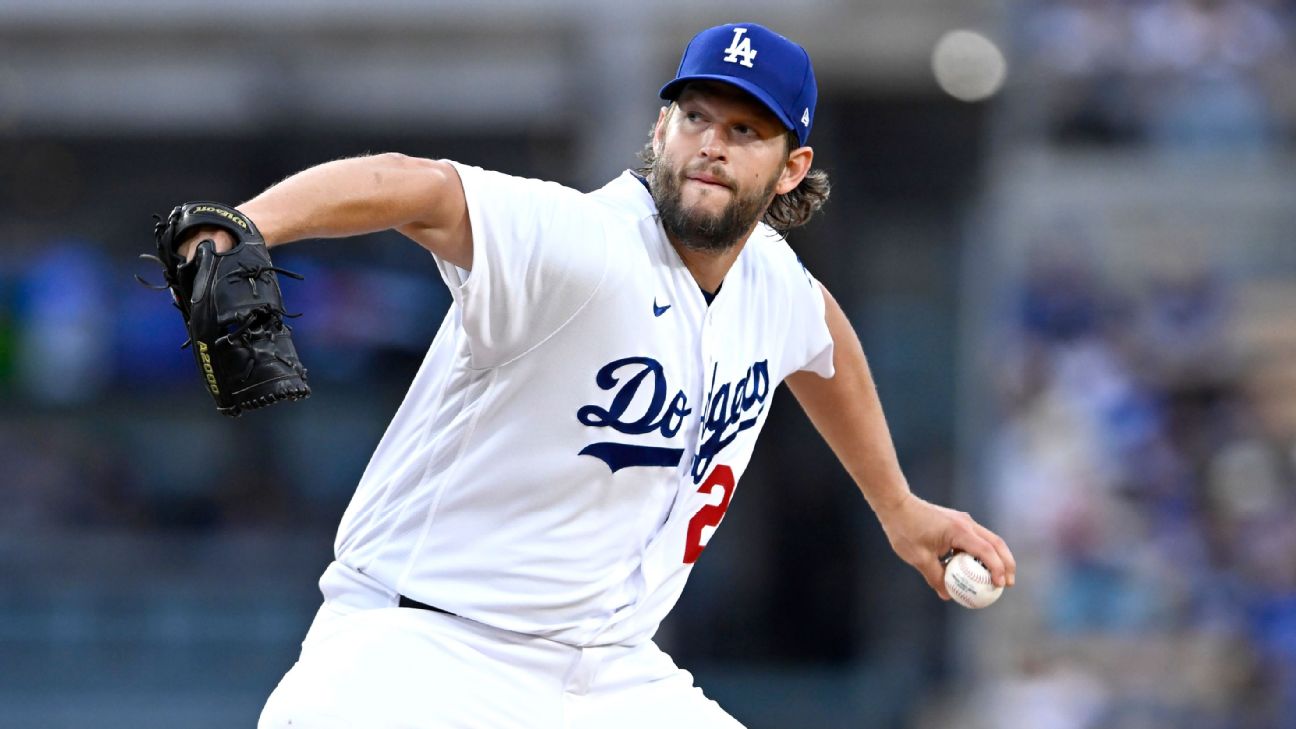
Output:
top-left (931, 29), bottom-right (1007, 103)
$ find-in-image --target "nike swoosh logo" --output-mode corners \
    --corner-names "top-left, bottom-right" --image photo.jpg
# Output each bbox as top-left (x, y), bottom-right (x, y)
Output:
top-left (653, 299), bottom-right (671, 317)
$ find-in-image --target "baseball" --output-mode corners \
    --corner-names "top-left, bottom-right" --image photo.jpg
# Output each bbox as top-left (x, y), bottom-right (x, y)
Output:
top-left (944, 551), bottom-right (1003, 609)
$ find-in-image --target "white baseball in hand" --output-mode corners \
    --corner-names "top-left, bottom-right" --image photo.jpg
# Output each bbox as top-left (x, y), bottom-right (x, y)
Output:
top-left (944, 551), bottom-right (1003, 609)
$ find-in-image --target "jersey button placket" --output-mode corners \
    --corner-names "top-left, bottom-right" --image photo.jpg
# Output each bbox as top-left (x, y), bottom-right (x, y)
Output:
top-left (696, 308), bottom-right (715, 478)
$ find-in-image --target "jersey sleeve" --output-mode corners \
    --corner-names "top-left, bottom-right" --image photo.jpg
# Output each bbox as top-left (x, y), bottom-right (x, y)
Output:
top-left (435, 162), bottom-right (610, 369)
top-left (786, 268), bottom-right (835, 380)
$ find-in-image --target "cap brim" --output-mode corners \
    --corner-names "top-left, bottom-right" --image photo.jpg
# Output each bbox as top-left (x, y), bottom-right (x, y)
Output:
top-left (659, 75), bottom-right (796, 134)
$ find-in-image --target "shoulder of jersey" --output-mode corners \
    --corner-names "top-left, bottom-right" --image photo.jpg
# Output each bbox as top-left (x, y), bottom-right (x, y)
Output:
top-left (749, 222), bottom-right (798, 265)
top-left (745, 222), bottom-right (818, 288)
top-left (586, 178), bottom-right (656, 224)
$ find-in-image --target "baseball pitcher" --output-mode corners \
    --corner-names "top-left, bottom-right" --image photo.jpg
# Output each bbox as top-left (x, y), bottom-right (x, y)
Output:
top-left (146, 22), bottom-right (1016, 729)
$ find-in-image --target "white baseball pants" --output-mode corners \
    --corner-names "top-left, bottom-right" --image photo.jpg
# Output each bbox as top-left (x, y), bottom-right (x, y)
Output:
top-left (258, 564), bottom-right (744, 729)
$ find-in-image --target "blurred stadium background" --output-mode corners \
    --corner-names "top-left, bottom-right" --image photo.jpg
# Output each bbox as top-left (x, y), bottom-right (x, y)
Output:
top-left (2, 1), bottom-right (1295, 727)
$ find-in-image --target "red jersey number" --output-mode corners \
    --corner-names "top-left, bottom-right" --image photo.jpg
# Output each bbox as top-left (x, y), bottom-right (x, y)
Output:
top-left (683, 465), bottom-right (735, 564)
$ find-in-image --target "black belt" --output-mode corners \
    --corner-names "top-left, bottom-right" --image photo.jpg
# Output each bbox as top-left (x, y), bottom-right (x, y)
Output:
top-left (398, 594), bottom-right (456, 616)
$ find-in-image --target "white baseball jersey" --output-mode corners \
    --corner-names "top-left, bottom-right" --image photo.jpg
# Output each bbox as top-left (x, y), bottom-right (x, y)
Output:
top-left (328, 163), bottom-right (834, 648)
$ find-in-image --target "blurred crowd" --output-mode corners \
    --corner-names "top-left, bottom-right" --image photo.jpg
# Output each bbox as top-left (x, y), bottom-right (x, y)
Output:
top-left (1018, 0), bottom-right (1296, 150)
top-left (978, 226), bottom-right (1296, 728)
top-left (967, 6), bottom-right (1296, 725)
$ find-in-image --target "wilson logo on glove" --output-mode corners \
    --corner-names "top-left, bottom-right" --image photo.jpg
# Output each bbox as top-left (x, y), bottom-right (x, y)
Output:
top-left (190, 205), bottom-right (250, 231)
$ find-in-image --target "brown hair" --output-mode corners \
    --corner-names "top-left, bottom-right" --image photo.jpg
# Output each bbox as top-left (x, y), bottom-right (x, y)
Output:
top-left (636, 105), bottom-right (831, 233)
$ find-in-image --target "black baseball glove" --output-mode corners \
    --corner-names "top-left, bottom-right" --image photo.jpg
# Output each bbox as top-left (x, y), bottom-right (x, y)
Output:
top-left (140, 201), bottom-right (310, 416)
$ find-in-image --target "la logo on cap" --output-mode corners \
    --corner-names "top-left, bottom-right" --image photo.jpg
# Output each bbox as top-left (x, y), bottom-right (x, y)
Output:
top-left (723, 27), bottom-right (757, 68)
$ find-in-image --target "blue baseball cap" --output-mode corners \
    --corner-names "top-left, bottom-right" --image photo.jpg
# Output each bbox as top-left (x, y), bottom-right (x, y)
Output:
top-left (660, 22), bottom-right (817, 147)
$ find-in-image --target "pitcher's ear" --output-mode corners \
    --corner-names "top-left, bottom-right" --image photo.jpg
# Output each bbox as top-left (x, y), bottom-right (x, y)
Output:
top-left (775, 146), bottom-right (814, 196)
top-left (652, 106), bottom-right (670, 155)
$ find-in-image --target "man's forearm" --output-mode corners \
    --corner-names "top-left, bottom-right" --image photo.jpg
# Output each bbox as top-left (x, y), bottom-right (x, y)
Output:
top-left (785, 286), bottom-right (911, 515)
top-left (239, 153), bottom-right (457, 247)
top-left (788, 285), bottom-right (1017, 592)
top-left (176, 153), bottom-right (471, 267)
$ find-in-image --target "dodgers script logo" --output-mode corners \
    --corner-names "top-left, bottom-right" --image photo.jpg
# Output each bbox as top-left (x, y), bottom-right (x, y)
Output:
top-left (690, 360), bottom-right (769, 482)
top-left (577, 356), bottom-right (770, 482)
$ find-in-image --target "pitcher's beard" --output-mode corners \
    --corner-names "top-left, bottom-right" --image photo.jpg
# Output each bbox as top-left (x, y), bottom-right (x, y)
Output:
top-left (649, 154), bottom-right (778, 253)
